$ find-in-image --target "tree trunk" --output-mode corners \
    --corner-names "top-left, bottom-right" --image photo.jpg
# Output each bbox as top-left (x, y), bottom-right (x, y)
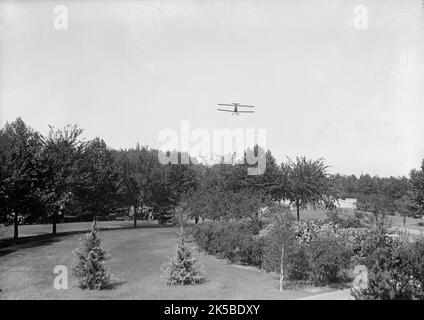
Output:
top-left (52, 210), bottom-right (57, 235)
top-left (13, 212), bottom-right (18, 240)
top-left (296, 201), bottom-right (300, 221)
top-left (133, 204), bottom-right (137, 228)
top-left (280, 237), bottom-right (285, 292)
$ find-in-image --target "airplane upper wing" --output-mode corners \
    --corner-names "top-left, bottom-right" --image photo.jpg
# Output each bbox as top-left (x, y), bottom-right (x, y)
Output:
top-left (217, 103), bottom-right (234, 106)
top-left (238, 105), bottom-right (255, 108)
top-left (217, 108), bottom-right (233, 112)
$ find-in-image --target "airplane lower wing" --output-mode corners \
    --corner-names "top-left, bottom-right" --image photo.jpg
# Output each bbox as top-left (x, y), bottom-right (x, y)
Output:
top-left (217, 108), bottom-right (233, 112)
top-left (237, 110), bottom-right (255, 113)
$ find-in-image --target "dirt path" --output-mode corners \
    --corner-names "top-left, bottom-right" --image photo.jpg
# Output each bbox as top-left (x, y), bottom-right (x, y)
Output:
top-left (0, 227), bottom-right (334, 299)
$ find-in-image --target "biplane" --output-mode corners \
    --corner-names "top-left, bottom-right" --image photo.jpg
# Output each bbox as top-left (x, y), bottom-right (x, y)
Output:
top-left (217, 103), bottom-right (255, 115)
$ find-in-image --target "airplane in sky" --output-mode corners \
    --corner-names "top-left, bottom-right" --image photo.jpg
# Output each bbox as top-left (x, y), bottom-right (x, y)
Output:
top-left (217, 103), bottom-right (255, 115)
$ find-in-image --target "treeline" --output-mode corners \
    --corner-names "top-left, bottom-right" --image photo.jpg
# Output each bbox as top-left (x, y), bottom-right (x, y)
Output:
top-left (1, 118), bottom-right (424, 239)
top-left (0, 118), bottom-right (198, 238)
top-left (333, 172), bottom-right (423, 217)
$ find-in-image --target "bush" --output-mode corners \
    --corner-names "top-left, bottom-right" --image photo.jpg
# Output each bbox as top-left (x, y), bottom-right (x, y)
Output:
top-left (352, 230), bottom-right (424, 300)
top-left (192, 217), bottom-right (424, 293)
top-left (326, 211), bottom-right (363, 228)
top-left (72, 221), bottom-right (111, 290)
top-left (338, 217), bottom-right (363, 229)
top-left (162, 229), bottom-right (205, 285)
top-left (190, 220), bottom-right (264, 267)
top-left (354, 210), bottom-right (364, 219)
top-left (307, 236), bottom-right (351, 285)
top-left (261, 215), bottom-right (310, 280)
top-left (263, 217), bottom-right (355, 285)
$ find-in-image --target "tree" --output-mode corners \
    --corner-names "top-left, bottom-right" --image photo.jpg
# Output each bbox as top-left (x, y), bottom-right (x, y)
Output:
top-left (115, 145), bottom-right (159, 227)
top-left (163, 154), bottom-right (199, 207)
top-left (357, 193), bottom-right (390, 226)
top-left (72, 220), bottom-right (111, 289)
top-left (0, 118), bottom-right (43, 239)
top-left (244, 149), bottom-right (286, 201)
top-left (410, 161), bottom-right (424, 216)
top-left (38, 125), bottom-right (84, 234)
top-left (161, 223), bottom-right (205, 285)
top-left (282, 156), bottom-right (338, 220)
top-left (74, 138), bottom-right (119, 220)
top-left (357, 174), bottom-right (379, 196)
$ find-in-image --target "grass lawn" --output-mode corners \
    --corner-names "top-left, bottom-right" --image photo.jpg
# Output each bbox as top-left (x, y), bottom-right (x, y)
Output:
top-left (0, 220), bottom-right (137, 240)
top-left (0, 226), bottom-right (337, 300)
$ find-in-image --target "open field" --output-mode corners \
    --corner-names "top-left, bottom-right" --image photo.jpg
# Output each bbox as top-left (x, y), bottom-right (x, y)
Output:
top-left (0, 226), bottom-right (338, 300)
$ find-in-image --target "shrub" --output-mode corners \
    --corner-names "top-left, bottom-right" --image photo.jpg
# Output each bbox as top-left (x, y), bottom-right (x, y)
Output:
top-left (162, 229), bottom-right (205, 285)
top-left (0, 224), bottom-right (8, 239)
top-left (263, 217), bottom-right (356, 285)
top-left (261, 215), bottom-right (310, 280)
top-left (354, 210), bottom-right (364, 219)
top-left (352, 230), bottom-right (424, 300)
top-left (338, 217), bottom-right (363, 229)
top-left (190, 220), bottom-right (264, 267)
top-left (72, 221), bottom-right (111, 290)
top-left (307, 236), bottom-right (351, 285)
top-left (326, 211), bottom-right (363, 228)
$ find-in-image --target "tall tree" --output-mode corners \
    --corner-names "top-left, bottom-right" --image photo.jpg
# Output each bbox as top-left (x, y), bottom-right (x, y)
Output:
top-left (38, 125), bottom-right (84, 234)
top-left (74, 138), bottom-right (119, 220)
top-left (282, 156), bottom-right (338, 220)
top-left (0, 118), bottom-right (43, 239)
top-left (115, 145), bottom-right (159, 227)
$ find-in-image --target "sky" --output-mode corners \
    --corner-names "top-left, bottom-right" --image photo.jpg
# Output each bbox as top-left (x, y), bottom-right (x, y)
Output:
top-left (1, 0), bottom-right (424, 177)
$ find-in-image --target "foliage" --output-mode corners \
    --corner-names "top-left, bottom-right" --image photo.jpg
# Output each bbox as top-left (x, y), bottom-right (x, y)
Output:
top-left (352, 231), bottom-right (424, 300)
top-left (38, 124), bottom-right (85, 233)
top-left (0, 118), bottom-right (43, 237)
top-left (307, 236), bottom-right (351, 285)
top-left (192, 216), bottom-right (355, 286)
top-left (334, 173), bottom-right (412, 216)
top-left (183, 180), bottom-right (270, 222)
top-left (325, 210), bottom-right (364, 228)
top-left (281, 156), bottom-right (338, 220)
top-left (114, 145), bottom-right (161, 227)
top-left (73, 138), bottom-right (119, 219)
top-left (261, 213), bottom-right (310, 280)
top-left (409, 162), bottom-right (424, 216)
top-left (190, 220), bottom-right (264, 267)
top-left (161, 229), bottom-right (205, 285)
top-left (72, 221), bottom-right (111, 290)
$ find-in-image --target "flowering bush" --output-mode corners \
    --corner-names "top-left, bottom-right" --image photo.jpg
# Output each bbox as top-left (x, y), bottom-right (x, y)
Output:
top-left (191, 215), bottom-right (424, 292)
top-left (291, 220), bottom-right (338, 244)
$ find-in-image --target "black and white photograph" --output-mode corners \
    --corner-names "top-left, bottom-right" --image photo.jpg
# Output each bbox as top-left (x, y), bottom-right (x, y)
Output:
top-left (1, 0), bottom-right (424, 304)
